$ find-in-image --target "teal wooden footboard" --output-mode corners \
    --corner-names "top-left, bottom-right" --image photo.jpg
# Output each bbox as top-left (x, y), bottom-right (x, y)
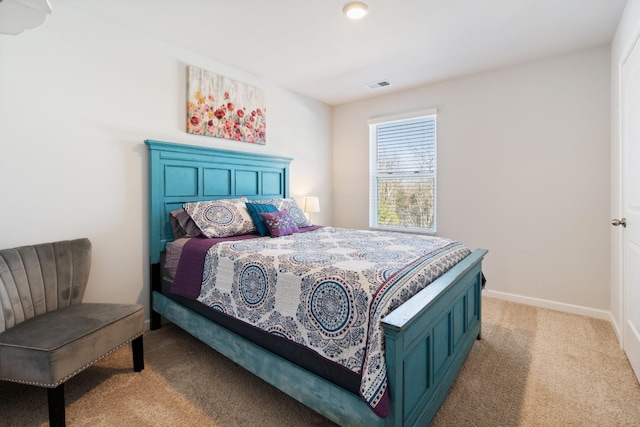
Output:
top-left (382, 249), bottom-right (486, 426)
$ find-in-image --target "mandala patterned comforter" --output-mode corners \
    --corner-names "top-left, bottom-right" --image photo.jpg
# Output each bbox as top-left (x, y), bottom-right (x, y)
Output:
top-left (193, 227), bottom-right (470, 417)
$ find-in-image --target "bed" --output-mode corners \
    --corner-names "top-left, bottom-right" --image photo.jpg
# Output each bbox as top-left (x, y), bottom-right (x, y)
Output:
top-left (145, 139), bottom-right (488, 427)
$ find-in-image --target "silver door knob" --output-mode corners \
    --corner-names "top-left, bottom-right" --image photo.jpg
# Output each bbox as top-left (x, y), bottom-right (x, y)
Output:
top-left (612, 218), bottom-right (627, 227)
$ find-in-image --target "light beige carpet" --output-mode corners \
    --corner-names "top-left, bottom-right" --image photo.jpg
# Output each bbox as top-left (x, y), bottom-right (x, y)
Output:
top-left (1, 297), bottom-right (639, 426)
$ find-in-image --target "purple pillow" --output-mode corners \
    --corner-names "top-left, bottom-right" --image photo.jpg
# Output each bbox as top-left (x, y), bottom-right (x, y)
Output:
top-left (260, 210), bottom-right (299, 237)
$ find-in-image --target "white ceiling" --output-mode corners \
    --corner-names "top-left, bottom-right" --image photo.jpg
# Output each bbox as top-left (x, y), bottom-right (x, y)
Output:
top-left (61, 0), bottom-right (627, 106)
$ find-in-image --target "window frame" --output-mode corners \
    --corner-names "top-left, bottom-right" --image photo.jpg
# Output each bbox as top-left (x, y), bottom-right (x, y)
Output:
top-left (368, 108), bottom-right (437, 234)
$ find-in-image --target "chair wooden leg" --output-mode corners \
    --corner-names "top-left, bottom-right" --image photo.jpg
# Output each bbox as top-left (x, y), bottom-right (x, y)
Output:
top-left (132, 335), bottom-right (144, 372)
top-left (47, 384), bottom-right (65, 427)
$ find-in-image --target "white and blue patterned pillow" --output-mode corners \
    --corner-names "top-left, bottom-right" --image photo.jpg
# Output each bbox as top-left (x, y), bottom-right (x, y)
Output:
top-left (250, 198), bottom-right (312, 227)
top-left (183, 197), bottom-right (255, 238)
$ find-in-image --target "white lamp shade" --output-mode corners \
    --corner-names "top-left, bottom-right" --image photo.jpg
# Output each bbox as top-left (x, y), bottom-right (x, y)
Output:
top-left (304, 196), bottom-right (320, 213)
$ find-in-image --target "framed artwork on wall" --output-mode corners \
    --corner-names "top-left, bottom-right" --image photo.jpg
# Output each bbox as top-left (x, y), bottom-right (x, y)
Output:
top-left (187, 65), bottom-right (266, 145)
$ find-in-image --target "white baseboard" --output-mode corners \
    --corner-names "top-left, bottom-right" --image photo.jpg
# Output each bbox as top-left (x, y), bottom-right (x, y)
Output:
top-left (609, 312), bottom-right (623, 345)
top-left (483, 289), bottom-right (612, 321)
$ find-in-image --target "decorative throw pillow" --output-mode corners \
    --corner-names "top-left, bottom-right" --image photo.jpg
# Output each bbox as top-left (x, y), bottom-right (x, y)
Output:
top-left (245, 203), bottom-right (279, 236)
top-left (260, 210), bottom-right (299, 237)
top-left (251, 198), bottom-right (312, 227)
top-left (183, 197), bottom-right (255, 238)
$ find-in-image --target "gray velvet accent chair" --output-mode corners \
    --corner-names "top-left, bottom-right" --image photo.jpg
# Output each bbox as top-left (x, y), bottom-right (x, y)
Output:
top-left (0, 238), bottom-right (145, 427)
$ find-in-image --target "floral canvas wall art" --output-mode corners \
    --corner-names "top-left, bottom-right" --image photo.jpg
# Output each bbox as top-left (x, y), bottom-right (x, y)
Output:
top-left (187, 65), bottom-right (266, 144)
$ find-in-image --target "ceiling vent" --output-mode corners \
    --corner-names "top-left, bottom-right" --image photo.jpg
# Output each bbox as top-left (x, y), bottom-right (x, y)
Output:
top-left (366, 80), bottom-right (391, 90)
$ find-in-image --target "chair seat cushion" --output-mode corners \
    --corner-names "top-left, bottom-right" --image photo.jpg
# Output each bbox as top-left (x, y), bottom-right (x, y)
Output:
top-left (0, 303), bottom-right (144, 387)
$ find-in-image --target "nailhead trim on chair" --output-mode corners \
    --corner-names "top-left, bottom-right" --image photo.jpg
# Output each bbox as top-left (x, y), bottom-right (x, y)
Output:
top-left (0, 332), bottom-right (143, 388)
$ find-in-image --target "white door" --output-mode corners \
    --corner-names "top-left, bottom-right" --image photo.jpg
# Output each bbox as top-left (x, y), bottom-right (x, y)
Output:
top-left (621, 32), bottom-right (640, 381)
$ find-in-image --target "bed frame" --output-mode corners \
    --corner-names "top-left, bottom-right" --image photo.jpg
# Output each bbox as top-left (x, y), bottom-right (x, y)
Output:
top-left (145, 139), bottom-right (488, 427)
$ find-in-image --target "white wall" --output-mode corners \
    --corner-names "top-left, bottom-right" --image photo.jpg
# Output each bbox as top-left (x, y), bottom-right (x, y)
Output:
top-left (610, 0), bottom-right (640, 338)
top-left (0, 1), bottom-right (617, 322)
top-left (0, 2), bottom-right (332, 323)
top-left (333, 47), bottom-right (612, 317)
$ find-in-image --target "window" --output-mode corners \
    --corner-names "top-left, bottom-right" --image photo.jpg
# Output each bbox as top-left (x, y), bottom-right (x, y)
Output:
top-left (369, 110), bottom-right (436, 233)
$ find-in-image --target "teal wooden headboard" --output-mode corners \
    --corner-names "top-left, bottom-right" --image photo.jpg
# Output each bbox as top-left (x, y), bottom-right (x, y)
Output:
top-left (145, 140), bottom-right (292, 264)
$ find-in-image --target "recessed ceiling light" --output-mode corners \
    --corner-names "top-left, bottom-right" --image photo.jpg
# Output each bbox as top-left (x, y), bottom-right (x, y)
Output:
top-left (343, 2), bottom-right (368, 20)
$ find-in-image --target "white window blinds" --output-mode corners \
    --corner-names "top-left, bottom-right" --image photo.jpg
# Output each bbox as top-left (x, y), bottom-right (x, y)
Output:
top-left (369, 110), bottom-right (437, 233)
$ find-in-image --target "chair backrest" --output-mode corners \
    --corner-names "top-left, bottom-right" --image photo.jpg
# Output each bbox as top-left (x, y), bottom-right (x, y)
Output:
top-left (0, 238), bottom-right (91, 334)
